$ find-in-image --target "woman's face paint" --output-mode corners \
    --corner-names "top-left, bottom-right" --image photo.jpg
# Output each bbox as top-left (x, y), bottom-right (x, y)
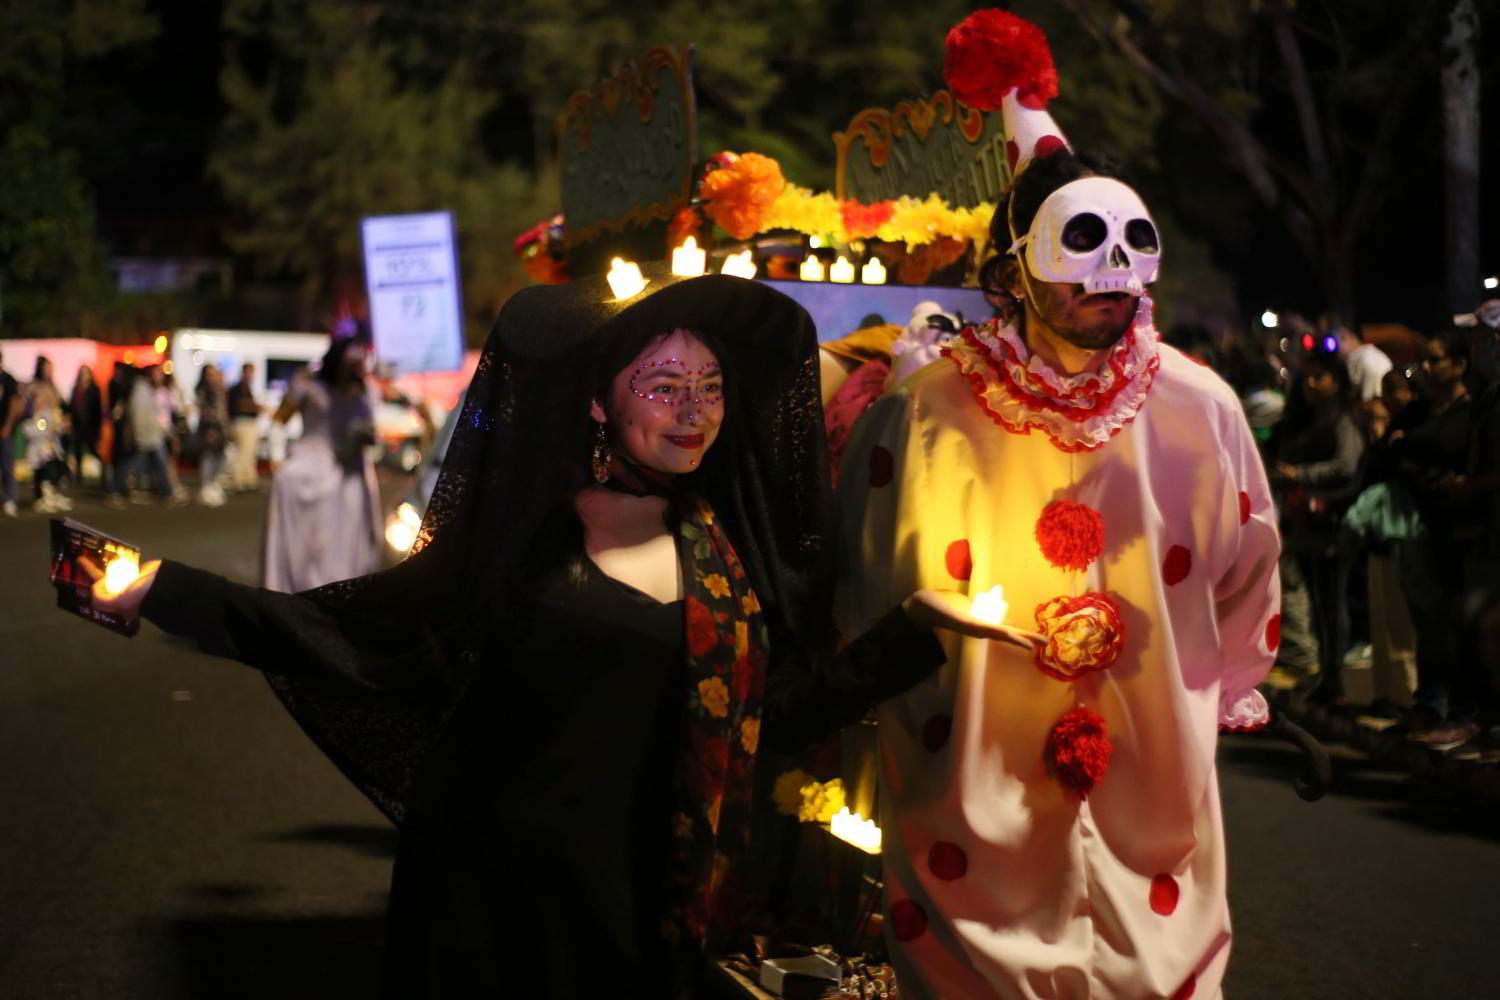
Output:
top-left (602, 329), bottom-right (725, 475)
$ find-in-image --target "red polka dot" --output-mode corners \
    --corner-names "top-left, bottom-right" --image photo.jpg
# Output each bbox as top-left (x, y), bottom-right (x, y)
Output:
top-left (1034, 135), bottom-right (1066, 158)
top-left (945, 539), bottom-right (973, 581)
top-left (1017, 89), bottom-right (1048, 110)
top-left (922, 713), bottom-right (953, 752)
top-left (868, 446), bottom-right (894, 488)
top-left (1266, 613), bottom-right (1281, 651)
top-left (928, 842), bottom-right (968, 881)
top-left (1162, 545), bottom-right (1192, 586)
top-left (1170, 974), bottom-right (1196, 1000)
top-left (889, 898), bottom-right (928, 941)
top-left (1149, 874), bottom-right (1179, 915)
top-left (1005, 140), bottom-right (1019, 171)
top-left (1238, 491), bottom-right (1251, 525)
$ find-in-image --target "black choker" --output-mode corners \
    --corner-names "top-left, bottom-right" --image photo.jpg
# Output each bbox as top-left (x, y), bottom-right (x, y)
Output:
top-left (599, 456), bottom-right (677, 499)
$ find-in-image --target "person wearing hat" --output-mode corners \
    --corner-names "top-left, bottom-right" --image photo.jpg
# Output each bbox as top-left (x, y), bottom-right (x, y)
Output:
top-left (837, 11), bottom-right (1281, 999)
top-left (85, 267), bottom-right (1039, 997)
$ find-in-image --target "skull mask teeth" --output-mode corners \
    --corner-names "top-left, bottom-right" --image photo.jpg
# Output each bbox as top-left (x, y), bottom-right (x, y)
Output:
top-left (1012, 176), bottom-right (1161, 297)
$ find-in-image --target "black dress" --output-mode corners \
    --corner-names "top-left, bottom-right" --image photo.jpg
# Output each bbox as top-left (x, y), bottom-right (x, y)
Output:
top-left (140, 521), bottom-right (944, 998)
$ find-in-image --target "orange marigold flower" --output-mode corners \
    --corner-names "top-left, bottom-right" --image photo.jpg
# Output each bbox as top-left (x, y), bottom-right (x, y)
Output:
top-left (700, 152), bottom-right (786, 240)
top-left (698, 676), bottom-right (730, 718)
top-left (704, 573), bottom-right (731, 599)
top-left (740, 716), bottom-right (760, 754)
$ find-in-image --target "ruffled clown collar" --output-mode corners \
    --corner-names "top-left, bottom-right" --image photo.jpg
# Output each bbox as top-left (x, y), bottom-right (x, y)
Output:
top-left (944, 296), bottom-right (1162, 452)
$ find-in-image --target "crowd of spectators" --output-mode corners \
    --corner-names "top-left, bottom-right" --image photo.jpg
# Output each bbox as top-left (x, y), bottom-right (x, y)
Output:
top-left (0, 352), bottom-right (264, 515)
top-left (1209, 305), bottom-right (1500, 764)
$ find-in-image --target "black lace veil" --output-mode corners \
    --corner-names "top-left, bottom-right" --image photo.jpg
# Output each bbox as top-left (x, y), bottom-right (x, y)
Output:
top-left (264, 268), bottom-right (833, 824)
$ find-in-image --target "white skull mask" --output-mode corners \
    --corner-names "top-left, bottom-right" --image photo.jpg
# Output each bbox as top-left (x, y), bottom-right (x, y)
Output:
top-left (1013, 176), bottom-right (1161, 295)
top-left (887, 300), bottom-right (962, 387)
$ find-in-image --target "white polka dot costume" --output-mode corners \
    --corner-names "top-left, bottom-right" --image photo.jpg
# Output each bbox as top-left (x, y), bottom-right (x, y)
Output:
top-left (837, 301), bottom-right (1280, 1000)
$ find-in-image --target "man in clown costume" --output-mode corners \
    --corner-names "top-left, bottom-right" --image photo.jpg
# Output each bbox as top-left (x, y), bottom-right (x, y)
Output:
top-left (837, 11), bottom-right (1281, 999)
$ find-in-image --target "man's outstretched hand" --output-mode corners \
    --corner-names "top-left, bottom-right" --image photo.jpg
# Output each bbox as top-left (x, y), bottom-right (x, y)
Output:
top-left (901, 589), bottom-right (1044, 650)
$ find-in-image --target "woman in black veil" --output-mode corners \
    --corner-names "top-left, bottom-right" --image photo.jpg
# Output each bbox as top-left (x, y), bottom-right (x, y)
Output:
top-left (95, 268), bottom-right (1037, 998)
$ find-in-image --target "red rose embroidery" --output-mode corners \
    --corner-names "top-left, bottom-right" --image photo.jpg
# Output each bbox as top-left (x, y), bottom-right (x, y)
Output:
top-left (1034, 592), bottom-right (1126, 681)
top-left (1044, 706), bottom-right (1113, 800)
top-left (1034, 500), bottom-right (1105, 571)
top-left (685, 729), bottom-right (729, 802)
top-left (686, 597), bottom-right (719, 658)
top-left (731, 655), bottom-right (754, 702)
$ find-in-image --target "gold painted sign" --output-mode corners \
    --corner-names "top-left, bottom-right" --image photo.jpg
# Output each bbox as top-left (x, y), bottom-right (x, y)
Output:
top-left (558, 47), bottom-right (697, 249)
top-left (834, 91), bottom-right (1007, 209)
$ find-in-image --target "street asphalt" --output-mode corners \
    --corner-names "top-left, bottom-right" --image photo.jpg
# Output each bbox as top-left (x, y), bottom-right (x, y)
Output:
top-left (1, 485), bottom-right (1497, 998)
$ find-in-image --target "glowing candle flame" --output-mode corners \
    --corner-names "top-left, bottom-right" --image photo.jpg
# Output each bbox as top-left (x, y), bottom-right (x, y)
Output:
top-left (829, 806), bottom-right (882, 854)
top-left (829, 256), bottom-right (855, 284)
top-left (720, 249), bottom-right (757, 279)
top-left (970, 585), bottom-right (1008, 625)
top-left (799, 254), bottom-right (824, 282)
top-left (670, 236), bottom-right (706, 277)
top-left (606, 258), bottom-right (647, 299)
top-left (861, 257), bottom-right (887, 284)
top-left (103, 555), bottom-right (141, 596)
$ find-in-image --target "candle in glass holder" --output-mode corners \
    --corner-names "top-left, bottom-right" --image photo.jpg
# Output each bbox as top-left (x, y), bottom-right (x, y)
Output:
top-left (103, 555), bottom-right (141, 596)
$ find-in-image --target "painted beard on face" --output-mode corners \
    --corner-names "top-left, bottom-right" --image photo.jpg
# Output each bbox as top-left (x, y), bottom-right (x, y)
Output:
top-left (1024, 272), bottom-right (1137, 352)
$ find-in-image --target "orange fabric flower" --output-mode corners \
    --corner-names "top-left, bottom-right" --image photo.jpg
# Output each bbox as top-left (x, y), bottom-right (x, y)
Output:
top-left (698, 676), bottom-right (730, 718)
top-left (700, 152), bottom-right (786, 240)
top-left (840, 199), bottom-right (895, 238)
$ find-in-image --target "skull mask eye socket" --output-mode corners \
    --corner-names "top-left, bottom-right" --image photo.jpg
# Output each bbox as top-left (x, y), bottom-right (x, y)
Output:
top-left (1125, 219), bottom-right (1159, 253)
top-left (1061, 213), bottom-right (1107, 253)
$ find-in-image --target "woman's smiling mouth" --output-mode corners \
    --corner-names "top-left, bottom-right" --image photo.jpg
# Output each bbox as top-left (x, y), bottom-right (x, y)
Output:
top-left (664, 433), bottom-right (705, 449)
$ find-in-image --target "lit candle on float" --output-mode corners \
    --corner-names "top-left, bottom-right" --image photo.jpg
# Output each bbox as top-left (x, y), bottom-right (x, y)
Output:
top-left (606, 257), bottom-right (647, 299)
top-left (720, 249), bottom-right (757, 279)
top-left (829, 806), bottom-right (882, 854)
top-left (102, 554), bottom-right (141, 596)
top-left (799, 254), bottom-right (824, 282)
top-left (861, 257), bottom-right (887, 284)
top-left (970, 585), bottom-right (1009, 625)
top-left (670, 236), bottom-right (706, 277)
top-left (829, 256), bottom-right (856, 284)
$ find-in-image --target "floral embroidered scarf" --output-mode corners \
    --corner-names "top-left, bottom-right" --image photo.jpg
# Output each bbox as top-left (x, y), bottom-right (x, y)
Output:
top-left (665, 495), bottom-right (769, 948)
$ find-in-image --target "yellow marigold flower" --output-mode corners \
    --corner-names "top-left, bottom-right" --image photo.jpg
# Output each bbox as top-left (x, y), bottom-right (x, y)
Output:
top-left (704, 574), bottom-right (731, 599)
top-left (698, 676), bottom-right (730, 718)
top-left (741, 591), bottom-right (761, 616)
top-left (772, 768), bottom-right (814, 816)
top-left (798, 777), bottom-right (847, 823)
top-left (740, 716), bottom-right (760, 754)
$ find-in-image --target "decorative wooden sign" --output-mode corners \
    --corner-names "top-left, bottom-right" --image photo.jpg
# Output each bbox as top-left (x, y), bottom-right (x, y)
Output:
top-left (833, 91), bottom-right (1007, 209)
top-left (558, 46), bottom-right (697, 249)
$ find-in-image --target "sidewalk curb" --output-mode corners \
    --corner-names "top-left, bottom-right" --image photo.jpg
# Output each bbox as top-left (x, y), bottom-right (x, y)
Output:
top-left (1267, 688), bottom-right (1500, 802)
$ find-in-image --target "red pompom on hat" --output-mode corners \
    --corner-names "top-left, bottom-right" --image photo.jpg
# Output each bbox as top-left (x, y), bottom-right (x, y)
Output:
top-left (1044, 706), bottom-right (1113, 800)
top-left (1035, 501), bottom-right (1104, 572)
top-left (943, 9), bottom-right (1060, 112)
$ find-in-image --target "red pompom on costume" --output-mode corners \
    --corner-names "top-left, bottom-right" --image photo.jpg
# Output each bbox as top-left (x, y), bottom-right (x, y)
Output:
top-left (943, 9), bottom-right (1060, 112)
top-left (1044, 707), bottom-right (1113, 800)
top-left (1035, 501), bottom-right (1104, 571)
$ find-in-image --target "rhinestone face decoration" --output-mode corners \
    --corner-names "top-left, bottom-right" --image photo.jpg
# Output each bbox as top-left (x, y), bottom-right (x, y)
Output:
top-left (628, 358), bottom-right (725, 410)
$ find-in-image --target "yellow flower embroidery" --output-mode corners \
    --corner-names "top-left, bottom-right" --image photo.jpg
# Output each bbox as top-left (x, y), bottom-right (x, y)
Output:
top-left (735, 620), bottom-right (749, 659)
top-left (700, 507), bottom-right (715, 525)
top-left (740, 716), bottom-right (760, 754)
top-left (741, 591), bottom-right (761, 616)
top-left (698, 676), bottom-right (729, 718)
top-left (704, 574), bottom-right (731, 599)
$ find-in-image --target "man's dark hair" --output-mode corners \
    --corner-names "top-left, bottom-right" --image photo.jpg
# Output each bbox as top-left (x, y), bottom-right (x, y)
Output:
top-left (991, 148), bottom-right (1128, 251)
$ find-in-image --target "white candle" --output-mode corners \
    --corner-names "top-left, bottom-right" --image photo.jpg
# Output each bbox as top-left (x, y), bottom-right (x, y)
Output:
top-left (970, 585), bottom-right (1008, 625)
top-left (720, 249), bottom-right (757, 279)
top-left (829, 806), bottom-right (882, 854)
top-left (670, 236), bottom-right (706, 277)
top-left (799, 254), bottom-right (824, 282)
top-left (103, 555), bottom-right (141, 596)
top-left (829, 256), bottom-right (856, 283)
top-left (606, 258), bottom-right (647, 299)
top-left (861, 257), bottom-right (887, 284)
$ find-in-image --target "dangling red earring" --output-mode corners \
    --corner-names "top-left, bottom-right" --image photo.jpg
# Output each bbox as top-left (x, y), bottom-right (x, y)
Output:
top-left (592, 422), bottom-right (612, 484)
